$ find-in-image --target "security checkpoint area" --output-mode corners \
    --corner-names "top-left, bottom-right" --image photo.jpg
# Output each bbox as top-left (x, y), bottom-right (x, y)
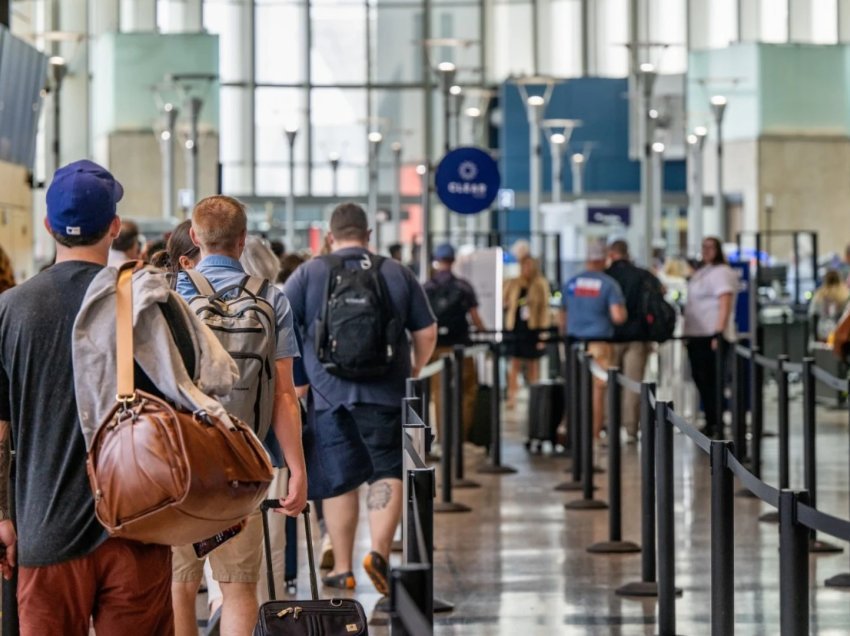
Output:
top-left (6, 1), bottom-right (850, 635)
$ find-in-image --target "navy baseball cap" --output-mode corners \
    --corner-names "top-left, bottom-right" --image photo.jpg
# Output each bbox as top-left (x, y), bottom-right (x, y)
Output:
top-left (433, 243), bottom-right (455, 261)
top-left (46, 160), bottom-right (123, 237)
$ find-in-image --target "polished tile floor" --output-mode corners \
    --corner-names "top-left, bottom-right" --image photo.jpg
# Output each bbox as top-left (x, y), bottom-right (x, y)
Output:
top-left (201, 382), bottom-right (850, 635)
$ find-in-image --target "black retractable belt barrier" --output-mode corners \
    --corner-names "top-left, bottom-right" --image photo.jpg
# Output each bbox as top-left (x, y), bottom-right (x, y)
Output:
top-left (587, 368), bottom-right (640, 553)
top-left (452, 345), bottom-right (480, 489)
top-left (710, 441), bottom-right (734, 636)
top-left (478, 341), bottom-right (517, 475)
top-left (801, 358), bottom-right (843, 553)
top-left (779, 490), bottom-right (809, 636)
top-left (565, 351), bottom-right (607, 510)
top-left (655, 402), bottom-right (678, 636)
top-left (761, 355), bottom-right (789, 524)
top-left (434, 356), bottom-right (470, 513)
top-left (556, 343), bottom-right (584, 491)
top-left (405, 469), bottom-right (437, 621)
top-left (616, 382), bottom-right (660, 597)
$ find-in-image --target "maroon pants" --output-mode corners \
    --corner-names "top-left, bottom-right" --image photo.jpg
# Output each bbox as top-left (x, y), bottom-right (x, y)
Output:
top-left (18, 538), bottom-right (174, 636)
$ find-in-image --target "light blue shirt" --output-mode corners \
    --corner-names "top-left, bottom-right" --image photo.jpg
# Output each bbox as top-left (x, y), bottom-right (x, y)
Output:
top-left (562, 270), bottom-right (625, 340)
top-left (176, 254), bottom-right (300, 361)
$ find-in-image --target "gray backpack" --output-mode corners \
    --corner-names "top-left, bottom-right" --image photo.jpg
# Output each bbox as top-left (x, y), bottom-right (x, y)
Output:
top-left (185, 270), bottom-right (277, 440)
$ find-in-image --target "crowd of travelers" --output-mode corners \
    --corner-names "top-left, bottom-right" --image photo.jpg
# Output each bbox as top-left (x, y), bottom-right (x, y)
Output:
top-left (0, 158), bottom-right (747, 635)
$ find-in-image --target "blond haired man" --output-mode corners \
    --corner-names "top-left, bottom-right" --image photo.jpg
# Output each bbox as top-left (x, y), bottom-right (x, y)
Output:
top-left (172, 195), bottom-right (307, 636)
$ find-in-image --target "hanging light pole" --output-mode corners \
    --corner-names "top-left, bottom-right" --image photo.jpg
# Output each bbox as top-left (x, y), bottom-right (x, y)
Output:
top-left (549, 133), bottom-right (566, 203)
top-left (159, 103), bottom-right (179, 220)
top-left (638, 63), bottom-right (657, 267)
top-left (284, 124), bottom-right (298, 250)
top-left (651, 141), bottom-right (666, 253)
top-left (449, 85), bottom-right (463, 149)
top-left (367, 131), bottom-right (383, 248)
top-left (328, 152), bottom-right (340, 198)
top-left (570, 153), bottom-right (586, 196)
top-left (436, 62), bottom-right (457, 154)
top-left (527, 95), bottom-right (545, 250)
top-left (710, 95), bottom-right (728, 240)
top-left (391, 141), bottom-right (403, 245)
top-left (417, 163), bottom-right (430, 284)
top-left (687, 126), bottom-right (707, 257)
top-left (185, 96), bottom-right (203, 205)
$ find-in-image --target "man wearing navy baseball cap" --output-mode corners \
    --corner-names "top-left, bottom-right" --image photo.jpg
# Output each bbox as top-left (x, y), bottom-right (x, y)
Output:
top-left (0, 160), bottom-right (175, 634)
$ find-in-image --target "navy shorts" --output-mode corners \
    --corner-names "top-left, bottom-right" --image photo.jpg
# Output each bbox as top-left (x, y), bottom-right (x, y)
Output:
top-left (349, 404), bottom-right (403, 483)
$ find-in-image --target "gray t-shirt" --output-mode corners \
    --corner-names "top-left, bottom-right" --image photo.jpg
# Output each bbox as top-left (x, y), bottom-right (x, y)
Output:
top-left (562, 270), bottom-right (625, 340)
top-left (283, 247), bottom-right (436, 411)
top-left (0, 262), bottom-right (109, 566)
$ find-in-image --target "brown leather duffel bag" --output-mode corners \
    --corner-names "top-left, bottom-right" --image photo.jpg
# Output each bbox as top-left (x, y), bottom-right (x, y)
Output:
top-left (86, 264), bottom-right (274, 545)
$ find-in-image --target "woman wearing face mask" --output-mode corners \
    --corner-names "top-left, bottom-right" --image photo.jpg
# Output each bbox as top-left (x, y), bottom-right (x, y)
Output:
top-left (683, 237), bottom-right (738, 438)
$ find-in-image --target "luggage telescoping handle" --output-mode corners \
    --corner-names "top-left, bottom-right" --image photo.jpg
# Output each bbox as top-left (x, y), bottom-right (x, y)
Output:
top-left (260, 500), bottom-right (319, 601)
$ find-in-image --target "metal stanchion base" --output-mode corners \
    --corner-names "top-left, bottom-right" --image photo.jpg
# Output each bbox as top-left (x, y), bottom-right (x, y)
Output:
top-left (453, 478), bottom-right (482, 489)
top-left (564, 499), bottom-right (608, 510)
top-left (615, 581), bottom-right (683, 598)
top-left (434, 501), bottom-right (472, 513)
top-left (810, 539), bottom-right (844, 554)
top-left (554, 481), bottom-right (596, 492)
top-left (434, 598), bottom-right (454, 613)
top-left (587, 540), bottom-right (641, 554)
top-left (759, 511), bottom-right (779, 523)
top-left (825, 573), bottom-right (850, 588)
top-left (735, 488), bottom-right (758, 499)
top-left (477, 463), bottom-right (517, 475)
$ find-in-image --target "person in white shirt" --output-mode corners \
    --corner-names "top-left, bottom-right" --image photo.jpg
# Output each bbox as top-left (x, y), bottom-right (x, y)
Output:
top-left (683, 237), bottom-right (738, 438)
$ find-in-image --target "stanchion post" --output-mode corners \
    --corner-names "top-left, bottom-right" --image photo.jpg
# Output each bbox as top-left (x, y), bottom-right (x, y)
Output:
top-left (750, 346), bottom-right (763, 479)
top-left (616, 382), bottom-right (659, 597)
top-left (555, 342), bottom-right (584, 491)
top-left (777, 355), bottom-right (790, 490)
top-left (588, 368), bottom-right (639, 553)
top-left (389, 564), bottom-right (432, 635)
top-left (452, 345), bottom-right (480, 489)
top-left (562, 340), bottom-right (574, 459)
top-left (714, 337), bottom-right (726, 437)
top-left (710, 440), bottom-right (734, 636)
top-left (404, 468), bottom-right (439, 619)
top-left (779, 489), bottom-right (809, 636)
top-left (565, 351), bottom-right (607, 510)
top-left (479, 341), bottom-right (517, 474)
top-left (655, 401), bottom-right (678, 635)
top-left (435, 356), bottom-right (470, 513)
top-left (801, 358), bottom-right (842, 553)
top-left (760, 355), bottom-right (788, 524)
top-left (731, 345), bottom-right (747, 460)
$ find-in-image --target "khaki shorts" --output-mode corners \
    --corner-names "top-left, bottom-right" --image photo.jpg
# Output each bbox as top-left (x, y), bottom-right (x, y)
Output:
top-left (172, 511), bottom-right (263, 584)
top-left (587, 341), bottom-right (614, 370)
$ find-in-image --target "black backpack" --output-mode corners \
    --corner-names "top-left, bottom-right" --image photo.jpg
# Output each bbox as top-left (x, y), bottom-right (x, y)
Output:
top-left (641, 277), bottom-right (676, 342)
top-left (426, 280), bottom-right (469, 345)
top-left (315, 253), bottom-right (400, 380)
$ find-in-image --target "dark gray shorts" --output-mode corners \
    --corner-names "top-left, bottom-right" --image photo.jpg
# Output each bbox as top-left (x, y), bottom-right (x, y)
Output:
top-left (349, 404), bottom-right (403, 484)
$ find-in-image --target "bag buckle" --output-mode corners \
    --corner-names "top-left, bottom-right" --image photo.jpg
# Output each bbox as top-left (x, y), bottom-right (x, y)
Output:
top-left (116, 394), bottom-right (136, 411)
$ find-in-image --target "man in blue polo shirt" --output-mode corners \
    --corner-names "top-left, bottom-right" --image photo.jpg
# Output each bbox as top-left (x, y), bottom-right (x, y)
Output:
top-left (562, 240), bottom-right (627, 440)
top-left (172, 195), bottom-right (307, 636)
top-left (284, 203), bottom-right (437, 597)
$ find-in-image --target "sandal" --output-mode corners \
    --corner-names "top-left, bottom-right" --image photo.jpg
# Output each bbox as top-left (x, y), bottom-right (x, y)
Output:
top-left (321, 571), bottom-right (356, 590)
top-left (363, 551), bottom-right (389, 596)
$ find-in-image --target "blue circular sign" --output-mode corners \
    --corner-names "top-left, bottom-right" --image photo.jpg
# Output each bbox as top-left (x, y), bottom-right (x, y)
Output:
top-left (434, 146), bottom-right (500, 215)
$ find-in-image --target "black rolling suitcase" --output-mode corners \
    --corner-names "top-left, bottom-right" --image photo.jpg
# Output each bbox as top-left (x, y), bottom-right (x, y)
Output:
top-left (254, 501), bottom-right (369, 635)
top-left (525, 380), bottom-right (565, 453)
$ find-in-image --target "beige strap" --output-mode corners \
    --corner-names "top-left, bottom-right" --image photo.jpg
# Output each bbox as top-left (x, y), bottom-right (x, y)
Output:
top-left (115, 263), bottom-right (136, 403)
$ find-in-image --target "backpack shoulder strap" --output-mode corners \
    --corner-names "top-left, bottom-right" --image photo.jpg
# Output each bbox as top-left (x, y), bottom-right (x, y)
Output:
top-left (243, 276), bottom-right (269, 298)
top-left (185, 269), bottom-right (216, 297)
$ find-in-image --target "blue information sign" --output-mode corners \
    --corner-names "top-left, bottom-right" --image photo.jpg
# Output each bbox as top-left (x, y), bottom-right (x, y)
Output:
top-left (434, 147), bottom-right (500, 215)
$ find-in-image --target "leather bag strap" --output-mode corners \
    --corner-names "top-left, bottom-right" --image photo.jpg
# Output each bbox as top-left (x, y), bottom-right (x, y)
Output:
top-left (116, 263), bottom-right (136, 403)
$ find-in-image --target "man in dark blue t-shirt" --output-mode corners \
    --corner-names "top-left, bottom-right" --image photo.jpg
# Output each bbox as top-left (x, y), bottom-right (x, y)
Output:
top-left (284, 203), bottom-right (436, 597)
